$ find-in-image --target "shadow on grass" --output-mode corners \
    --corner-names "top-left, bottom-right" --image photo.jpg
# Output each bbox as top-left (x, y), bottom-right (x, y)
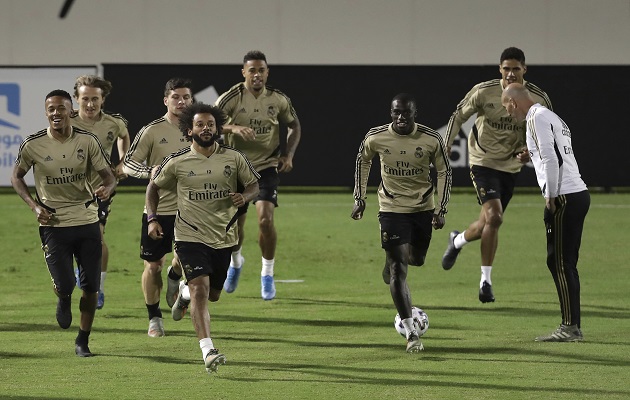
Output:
top-left (0, 322), bottom-right (190, 337)
top-left (526, 300), bottom-right (630, 319)
top-left (213, 334), bottom-right (630, 367)
top-left (0, 397), bottom-right (83, 400)
top-left (270, 297), bottom-right (393, 309)
top-left (218, 360), bottom-right (630, 397)
top-left (238, 295), bottom-right (630, 320)
top-left (0, 351), bottom-right (41, 360)
top-left (419, 344), bottom-right (630, 367)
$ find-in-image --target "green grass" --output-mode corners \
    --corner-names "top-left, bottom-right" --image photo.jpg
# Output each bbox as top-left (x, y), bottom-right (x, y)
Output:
top-left (0, 190), bottom-right (629, 399)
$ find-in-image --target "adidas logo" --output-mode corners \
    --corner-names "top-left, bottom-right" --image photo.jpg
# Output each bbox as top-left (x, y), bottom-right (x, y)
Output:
top-left (239, 108), bottom-right (246, 113)
top-left (159, 138), bottom-right (168, 144)
top-left (486, 103), bottom-right (495, 109)
top-left (44, 155), bottom-right (53, 161)
top-left (187, 171), bottom-right (196, 177)
top-left (384, 149), bottom-right (391, 154)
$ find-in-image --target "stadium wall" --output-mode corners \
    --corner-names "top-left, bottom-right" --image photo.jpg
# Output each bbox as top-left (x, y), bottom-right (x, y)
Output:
top-left (103, 64), bottom-right (628, 189)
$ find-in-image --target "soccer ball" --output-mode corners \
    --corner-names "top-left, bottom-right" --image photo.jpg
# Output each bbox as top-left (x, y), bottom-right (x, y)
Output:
top-left (394, 307), bottom-right (429, 337)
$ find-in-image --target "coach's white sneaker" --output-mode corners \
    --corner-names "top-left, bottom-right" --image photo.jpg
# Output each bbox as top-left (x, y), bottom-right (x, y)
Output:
top-left (535, 324), bottom-right (583, 342)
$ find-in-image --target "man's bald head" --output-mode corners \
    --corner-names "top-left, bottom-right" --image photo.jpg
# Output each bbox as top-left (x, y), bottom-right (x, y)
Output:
top-left (503, 82), bottom-right (533, 102)
top-left (502, 82), bottom-right (535, 122)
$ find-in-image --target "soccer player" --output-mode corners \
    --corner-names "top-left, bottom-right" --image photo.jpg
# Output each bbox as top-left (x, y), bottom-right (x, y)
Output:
top-left (351, 93), bottom-right (452, 352)
top-left (71, 75), bottom-right (130, 310)
top-left (146, 102), bottom-right (259, 373)
top-left (441, 47), bottom-right (552, 303)
top-left (501, 83), bottom-right (589, 342)
top-left (122, 78), bottom-right (193, 337)
top-left (11, 90), bottom-right (116, 356)
top-left (215, 50), bottom-right (302, 301)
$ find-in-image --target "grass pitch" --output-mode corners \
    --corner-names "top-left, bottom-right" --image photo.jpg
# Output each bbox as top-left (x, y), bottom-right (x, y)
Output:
top-left (0, 190), bottom-right (629, 399)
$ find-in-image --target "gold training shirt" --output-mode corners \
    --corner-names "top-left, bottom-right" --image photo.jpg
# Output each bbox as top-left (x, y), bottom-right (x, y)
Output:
top-left (123, 114), bottom-right (189, 214)
top-left (15, 127), bottom-right (111, 227)
top-left (71, 111), bottom-right (128, 189)
top-left (215, 83), bottom-right (297, 171)
top-left (354, 123), bottom-right (452, 216)
top-left (152, 144), bottom-right (260, 249)
top-left (444, 79), bottom-right (552, 173)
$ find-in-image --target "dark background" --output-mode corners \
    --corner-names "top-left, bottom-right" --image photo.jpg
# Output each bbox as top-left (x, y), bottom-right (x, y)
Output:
top-left (104, 64), bottom-right (628, 190)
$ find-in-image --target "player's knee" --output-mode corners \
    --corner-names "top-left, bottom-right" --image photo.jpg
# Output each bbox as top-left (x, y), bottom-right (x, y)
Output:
top-left (144, 261), bottom-right (163, 275)
top-left (485, 212), bottom-right (503, 228)
top-left (55, 272), bottom-right (79, 295)
top-left (390, 262), bottom-right (408, 281)
top-left (79, 294), bottom-right (96, 312)
top-left (259, 216), bottom-right (274, 233)
top-left (409, 254), bottom-right (425, 267)
top-left (54, 284), bottom-right (73, 299)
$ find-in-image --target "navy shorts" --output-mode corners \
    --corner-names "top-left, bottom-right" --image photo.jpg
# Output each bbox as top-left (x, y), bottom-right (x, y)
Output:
top-left (175, 241), bottom-right (232, 290)
top-left (39, 222), bottom-right (102, 294)
top-left (236, 167), bottom-right (278, 217)
top-left (378, 211), bottom-right (433, 253)
top-left (140, 214), bottom-right (176, 261)
top-left (470, 165), bottom-right (518, 211)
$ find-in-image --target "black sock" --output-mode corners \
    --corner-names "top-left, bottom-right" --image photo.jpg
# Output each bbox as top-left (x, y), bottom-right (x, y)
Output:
top-left (167, 268), bottom-right (182, 281)
top-left (146, 302), bottom-right (162, 320)
top-left (76, 329), bottom-right (90, 345)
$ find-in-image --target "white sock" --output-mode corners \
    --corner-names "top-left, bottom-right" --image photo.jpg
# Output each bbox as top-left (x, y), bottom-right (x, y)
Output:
top-left (100, 272), bottom-right (107, 293)
top-left (181, 282), bottom-right (190, 301)
top-left (481, 266), bottom-right (492, 286)
top-left (401, 317), bottom-right (417, 338)
top-left (199, 337), bottom-right (214, 361)
top-left (454, 231), bottom-right (468, 249)
top-left (231, 248), bottom-right (243, 269)
top-left (261, 257), bottom-right (274, 276)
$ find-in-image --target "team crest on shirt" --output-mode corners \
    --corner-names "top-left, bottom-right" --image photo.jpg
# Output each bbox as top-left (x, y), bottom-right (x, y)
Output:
top-left (267, 105), bottom-right (276, 117)
top-left (414, 147), bottom-right (424, 158)
top-left (223, 166), bottom-right (232, 177)
top-left (107, 132), bottom-right (114, 142)
top-left (77, 149), bottom-right (85, 161)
